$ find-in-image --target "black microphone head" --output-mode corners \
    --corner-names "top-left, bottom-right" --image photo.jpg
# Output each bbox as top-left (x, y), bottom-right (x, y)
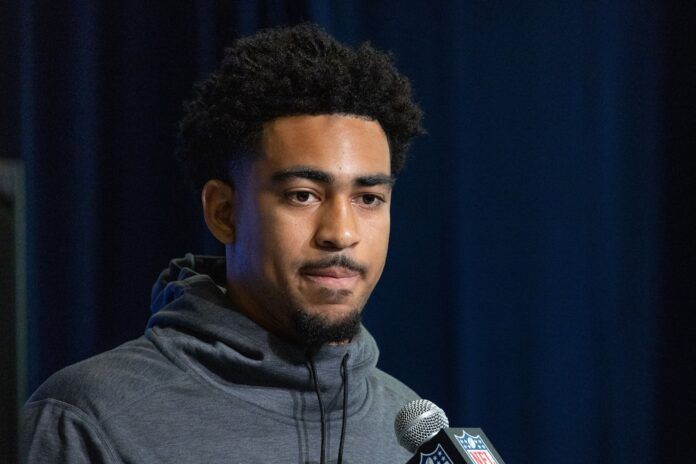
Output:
top-left (394, 399), bottom-right (450, 453)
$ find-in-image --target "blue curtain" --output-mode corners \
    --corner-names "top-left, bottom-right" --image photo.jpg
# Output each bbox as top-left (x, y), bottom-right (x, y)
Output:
top-left (16, 1), bottom-right (676, 462)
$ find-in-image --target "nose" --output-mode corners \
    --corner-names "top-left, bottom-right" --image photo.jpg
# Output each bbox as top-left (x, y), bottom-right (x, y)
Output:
top-left (314, 197), bottom-right (360, 250)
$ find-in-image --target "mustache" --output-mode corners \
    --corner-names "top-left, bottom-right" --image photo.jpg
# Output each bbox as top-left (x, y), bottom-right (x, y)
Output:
top-left (298, 254), bottom-right (368, 277)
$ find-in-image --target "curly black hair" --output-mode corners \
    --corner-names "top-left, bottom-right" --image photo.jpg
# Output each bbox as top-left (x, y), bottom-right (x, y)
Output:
top-left (176, 23), bottom-right (423, 194)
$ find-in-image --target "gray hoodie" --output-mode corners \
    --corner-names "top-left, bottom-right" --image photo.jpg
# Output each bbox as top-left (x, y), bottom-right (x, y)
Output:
top-left (22, 254), bottom-right (419, 463)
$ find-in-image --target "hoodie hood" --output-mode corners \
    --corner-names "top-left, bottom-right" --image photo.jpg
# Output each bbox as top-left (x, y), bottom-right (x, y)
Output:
top-left (146, 253), bottom-right (379, 421)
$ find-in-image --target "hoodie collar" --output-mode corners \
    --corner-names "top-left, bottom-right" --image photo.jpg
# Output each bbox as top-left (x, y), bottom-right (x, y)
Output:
top-left (146, 254), bottom-right (378, 419)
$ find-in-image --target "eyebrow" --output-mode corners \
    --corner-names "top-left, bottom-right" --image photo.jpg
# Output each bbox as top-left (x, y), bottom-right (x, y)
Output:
top-left (271, 167), bottom-right (396, 188)
top-left (355, 174), bottom-right (396, 188)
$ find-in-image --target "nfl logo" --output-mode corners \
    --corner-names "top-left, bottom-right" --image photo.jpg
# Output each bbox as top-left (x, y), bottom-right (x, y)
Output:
top-left (419, 443), bottom-right (454, 464)
top-left (454, 431), bottom-right (500, 464)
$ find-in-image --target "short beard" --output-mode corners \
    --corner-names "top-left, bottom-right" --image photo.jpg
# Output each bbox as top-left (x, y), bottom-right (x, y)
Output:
top-left (291, 308), bottom-right (362, 348)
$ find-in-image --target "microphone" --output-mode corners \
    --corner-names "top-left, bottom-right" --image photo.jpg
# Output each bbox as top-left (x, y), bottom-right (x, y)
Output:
top-left (395, 399), bottom-right (506, 464)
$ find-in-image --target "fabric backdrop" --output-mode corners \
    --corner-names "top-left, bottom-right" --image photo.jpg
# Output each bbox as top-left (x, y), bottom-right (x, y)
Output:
top-left (9, 1), bottom-right (694, 462)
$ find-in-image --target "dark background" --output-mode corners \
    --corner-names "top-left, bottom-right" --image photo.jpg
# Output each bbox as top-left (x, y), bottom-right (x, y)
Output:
top-left (1, 1), bottom-right (694, 462)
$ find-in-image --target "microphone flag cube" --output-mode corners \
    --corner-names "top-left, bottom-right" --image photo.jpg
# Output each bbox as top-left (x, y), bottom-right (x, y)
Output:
top-left (405, 428), bottom-right (506, 464)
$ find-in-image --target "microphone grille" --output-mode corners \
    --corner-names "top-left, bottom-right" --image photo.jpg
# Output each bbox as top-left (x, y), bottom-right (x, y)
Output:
top-left (394, 399), bottom-right (449, 453)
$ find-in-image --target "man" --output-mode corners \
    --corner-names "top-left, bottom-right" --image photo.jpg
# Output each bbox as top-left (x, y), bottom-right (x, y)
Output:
top-left (22, 23), bottom-right (423, 463)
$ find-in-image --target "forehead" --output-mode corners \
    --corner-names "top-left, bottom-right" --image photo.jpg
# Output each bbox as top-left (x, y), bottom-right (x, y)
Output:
top-left (257, 114), bottom-right (391, 177)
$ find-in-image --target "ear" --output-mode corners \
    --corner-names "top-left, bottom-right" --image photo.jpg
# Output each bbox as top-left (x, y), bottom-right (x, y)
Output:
top-left (201, 179), bottom-right (235, 244)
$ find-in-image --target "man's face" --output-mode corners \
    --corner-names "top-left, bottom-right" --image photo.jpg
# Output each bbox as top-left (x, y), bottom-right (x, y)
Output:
top-left (227, 114), bottom-right (393, 345)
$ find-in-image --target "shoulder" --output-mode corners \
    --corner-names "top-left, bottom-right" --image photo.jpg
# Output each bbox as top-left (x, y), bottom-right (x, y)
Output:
top-left (26, 336), bottom-right (188, 421)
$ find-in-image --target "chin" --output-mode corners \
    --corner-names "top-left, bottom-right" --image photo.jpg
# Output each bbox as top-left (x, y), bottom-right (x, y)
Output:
top-left (291, 305), bottom-right (362, 347)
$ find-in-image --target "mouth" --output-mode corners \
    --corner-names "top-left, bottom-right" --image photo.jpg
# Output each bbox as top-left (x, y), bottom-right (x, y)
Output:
top-left (301, 266), bottom-right (361, 290)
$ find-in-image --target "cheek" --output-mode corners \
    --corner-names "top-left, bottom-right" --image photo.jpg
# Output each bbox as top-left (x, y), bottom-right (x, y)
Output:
top-left (362, 214), bottom-right (391, 274)
top-left (259, 209), bottom-right (313, 278)
top-left (371, 227), bottom-right (390, 260)
top-left (366, 210), bottom-right (390, 244)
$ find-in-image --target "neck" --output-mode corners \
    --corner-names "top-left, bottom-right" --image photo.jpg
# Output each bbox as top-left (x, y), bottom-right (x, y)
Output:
top-left (225, 279), bottom-right (300, 342)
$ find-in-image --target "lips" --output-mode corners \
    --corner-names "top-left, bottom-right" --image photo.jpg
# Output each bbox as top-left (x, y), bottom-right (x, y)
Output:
top-left (301, 266), bottom-right (360, 289)
top-left (303, 266), bottom-right (360, 278)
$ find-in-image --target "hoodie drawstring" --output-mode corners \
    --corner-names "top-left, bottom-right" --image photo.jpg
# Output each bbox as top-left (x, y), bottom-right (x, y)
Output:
top-left (307, 352), bottom-right (350, 464)
top-left (307, 357), bottom-right (327, 464)
top-left (337, 352), bottom-right (349, 464)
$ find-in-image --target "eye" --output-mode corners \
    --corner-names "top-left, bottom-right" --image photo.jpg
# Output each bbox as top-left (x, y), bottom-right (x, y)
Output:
top-left (286, 190), bottom-right (319, 204)
top-left (362, 194), bottom-right (378, 205)
top-left (294, 191), bottom-right (311, 202)
top-left (356, 194), bottom-right (384, 207)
